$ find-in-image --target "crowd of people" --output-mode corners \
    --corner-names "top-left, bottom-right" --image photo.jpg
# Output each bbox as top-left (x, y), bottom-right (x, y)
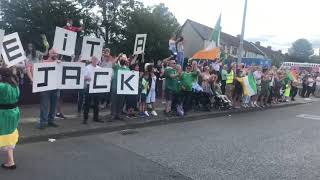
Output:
top-left (3, 44), bottom-right (320, 125)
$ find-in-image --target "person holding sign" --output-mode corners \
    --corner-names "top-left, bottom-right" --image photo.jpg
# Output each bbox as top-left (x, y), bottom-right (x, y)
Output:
top-left (110, 54), bottom-right (129, 121)
top-left (63, 19), bottom-right (84, 32)
top-left (99, 48), bottom-right (114, 109)
top-left (0, 68), bottom-right (20, 170)
top-left (83, 56), bottom-right (104, 124)
top-left (29, 49), bottom-right (60, 129)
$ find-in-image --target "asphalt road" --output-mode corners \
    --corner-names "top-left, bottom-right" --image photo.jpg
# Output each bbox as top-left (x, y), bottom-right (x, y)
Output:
top-left (1, 101), bottom-right (320, 180)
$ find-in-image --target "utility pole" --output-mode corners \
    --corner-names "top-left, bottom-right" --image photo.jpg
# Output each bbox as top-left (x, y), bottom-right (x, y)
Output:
top-left (237, 0), bottom-right (248, 67)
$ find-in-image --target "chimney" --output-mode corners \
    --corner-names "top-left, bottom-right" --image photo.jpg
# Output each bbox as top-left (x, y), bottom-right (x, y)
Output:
top-left (267, 46), bottom-right (272, 50)
top-left (255, 41), bottom-right (261, 46)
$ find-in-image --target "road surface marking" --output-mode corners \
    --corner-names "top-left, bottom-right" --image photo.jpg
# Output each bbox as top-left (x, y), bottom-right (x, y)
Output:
top-left (296, 114), bottom-right (320, 120)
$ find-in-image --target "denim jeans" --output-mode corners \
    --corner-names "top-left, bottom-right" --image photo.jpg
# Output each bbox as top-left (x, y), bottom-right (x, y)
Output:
top-left (39, 90), bottom-right (58, 125)
top-left (177, 51), bottom-right (184, 69)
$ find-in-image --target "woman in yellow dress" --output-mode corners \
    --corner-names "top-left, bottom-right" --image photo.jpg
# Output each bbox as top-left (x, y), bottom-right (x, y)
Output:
top-left (0, 68), bottom-right (20, 170)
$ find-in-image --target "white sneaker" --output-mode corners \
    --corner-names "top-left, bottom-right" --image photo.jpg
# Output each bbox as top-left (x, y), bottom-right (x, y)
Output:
top-left (144, 111), bottom-right (150, 117)
top-left (151, 110), bottom-right (158, 116)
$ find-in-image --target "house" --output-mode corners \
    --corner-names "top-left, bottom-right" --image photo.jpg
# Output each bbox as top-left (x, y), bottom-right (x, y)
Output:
top-left (180, 19), bottom-right (285, 64)
top-left (251, 42), bottom-right (287, 66)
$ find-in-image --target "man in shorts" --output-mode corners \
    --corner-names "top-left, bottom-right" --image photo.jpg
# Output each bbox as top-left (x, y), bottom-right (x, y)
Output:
top-left (164, 59), bottom-right (179, 114)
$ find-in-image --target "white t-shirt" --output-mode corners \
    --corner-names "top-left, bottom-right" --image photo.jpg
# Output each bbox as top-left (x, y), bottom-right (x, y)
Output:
top-left (177, 42), bottom-right (184, 52)
top-left (308, 77), bottom-right (315, 87)
top-left (84, 64), bottom-right (101, 85)
top-left (253, 71), bottom-right (262, 85)
top-left (211, 62), bottom-right (220, 72)
top-left (169, 39), bottom-right (176, 52)
top-left (150, 76), bottom-right (156, 91)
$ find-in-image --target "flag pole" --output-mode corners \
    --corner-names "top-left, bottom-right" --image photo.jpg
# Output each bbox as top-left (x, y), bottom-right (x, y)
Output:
top-left (237, 0), bottom-right (248, 68)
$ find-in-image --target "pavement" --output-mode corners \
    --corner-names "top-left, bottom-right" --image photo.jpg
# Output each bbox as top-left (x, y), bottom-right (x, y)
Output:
top-left (18, 97), bottom-right (317, 143)
top-left (2, 98), bottom-right (320, 179)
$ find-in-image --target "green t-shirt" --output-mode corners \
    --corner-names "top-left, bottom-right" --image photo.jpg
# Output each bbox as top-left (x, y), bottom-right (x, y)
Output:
top-left (176, 80), bottom-right (182, 94)
top-left (165, 67), bottom-right (178, 91)
top-left (181, 71), bottom-right (198, 91)
top-left (111, 64), bottom-right (129, 92)
top-left (141, 78), bottom-right (149, 94)
top-left (221, 69), bottom-right (228, 81)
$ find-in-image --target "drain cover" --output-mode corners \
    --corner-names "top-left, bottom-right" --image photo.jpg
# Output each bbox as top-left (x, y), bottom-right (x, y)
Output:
top-left (119, 129), bottom-right (139, 135)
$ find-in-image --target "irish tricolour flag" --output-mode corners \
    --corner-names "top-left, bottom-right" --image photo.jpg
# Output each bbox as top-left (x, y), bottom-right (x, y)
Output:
top-left (242, 73), bottom-right (257, 96)
top-left (286, 70), bottom-right (298, 82)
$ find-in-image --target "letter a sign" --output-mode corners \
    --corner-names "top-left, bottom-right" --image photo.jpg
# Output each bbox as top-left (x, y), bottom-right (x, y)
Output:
top-left (117, 71), bottom-right (139, 95)
top-left (0, 29), bottom-right (4, 55)
top-left (53, 27), bottom-right (77, 56)
top-left (133, 34), bottom-right (147, 55)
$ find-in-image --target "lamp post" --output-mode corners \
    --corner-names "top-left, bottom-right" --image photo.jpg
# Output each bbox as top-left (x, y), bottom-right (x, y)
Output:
top-left (237, 0), bottom-right (248, 68)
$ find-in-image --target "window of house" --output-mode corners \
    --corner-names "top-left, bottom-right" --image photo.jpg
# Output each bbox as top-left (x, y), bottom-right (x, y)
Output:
top-left (232, 47), bottom-right (237, 55)
top-left (220, 44), bottom-right (226, 50)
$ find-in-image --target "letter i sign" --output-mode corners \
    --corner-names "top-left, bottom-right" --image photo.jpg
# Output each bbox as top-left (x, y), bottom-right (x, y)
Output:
top-left (53, 27), bottom-right (77, 56)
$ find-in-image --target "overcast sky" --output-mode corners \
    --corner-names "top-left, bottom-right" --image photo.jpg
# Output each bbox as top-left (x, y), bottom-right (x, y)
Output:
top-left (143, 0), bottom-right (319, 54)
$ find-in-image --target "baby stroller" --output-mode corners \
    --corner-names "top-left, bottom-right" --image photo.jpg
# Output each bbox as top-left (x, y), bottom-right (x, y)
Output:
top-left (211, 91), bottom-right (232, 110)
top-left (192, 83), bottom-right (212, 111)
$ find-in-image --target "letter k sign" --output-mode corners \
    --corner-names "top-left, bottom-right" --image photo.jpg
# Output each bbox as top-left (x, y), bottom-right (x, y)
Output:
top-left (121, 74), bottom-right (134, 91)
top-left (117, 71), bottom-right (139, 95)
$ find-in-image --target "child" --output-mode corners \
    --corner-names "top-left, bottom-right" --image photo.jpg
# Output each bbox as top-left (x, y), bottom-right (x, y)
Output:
top-left (145, 65), bottom-right (158, 116)
top-left (140, 74), bottom-right (149, 117)
top-left (284, 81), bottom-right (291, 102)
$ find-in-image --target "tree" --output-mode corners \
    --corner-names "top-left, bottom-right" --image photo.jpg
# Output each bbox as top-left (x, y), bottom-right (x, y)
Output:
top-left (0, 0), bottom-right (96, 51)
top-left (288, 39), bottom-right (314, 62)
top-left (0, 0), bottom-right (180, 60)
top-left (118, 3), bottom-right (180, 61)
top-left (78, 0), bottom-right (141, 45)
top-left (309, 55), bottom-right (320, 63)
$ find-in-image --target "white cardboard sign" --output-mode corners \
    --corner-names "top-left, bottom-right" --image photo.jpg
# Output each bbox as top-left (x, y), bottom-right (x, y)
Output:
top-left (117, 70), bottom-right (139, 95)
top-left (0, 29), bottom-right (4, 55)
top-left (53, 27), bottom-right (77, 56)
top-left (32, 62), bottom-right (59, 93)
top-left (32, 62), bottom-right (85, 93)
top-left (1, 32), bottom-right (26, 67)
top-left (81, 36), bottom-right (104, 61)
top-left (133, 34), bottom-right (147, 55)
top-left (89, 68), bottom-right (113, 93)
top-left (57, 62), bottom-right (85, 89)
